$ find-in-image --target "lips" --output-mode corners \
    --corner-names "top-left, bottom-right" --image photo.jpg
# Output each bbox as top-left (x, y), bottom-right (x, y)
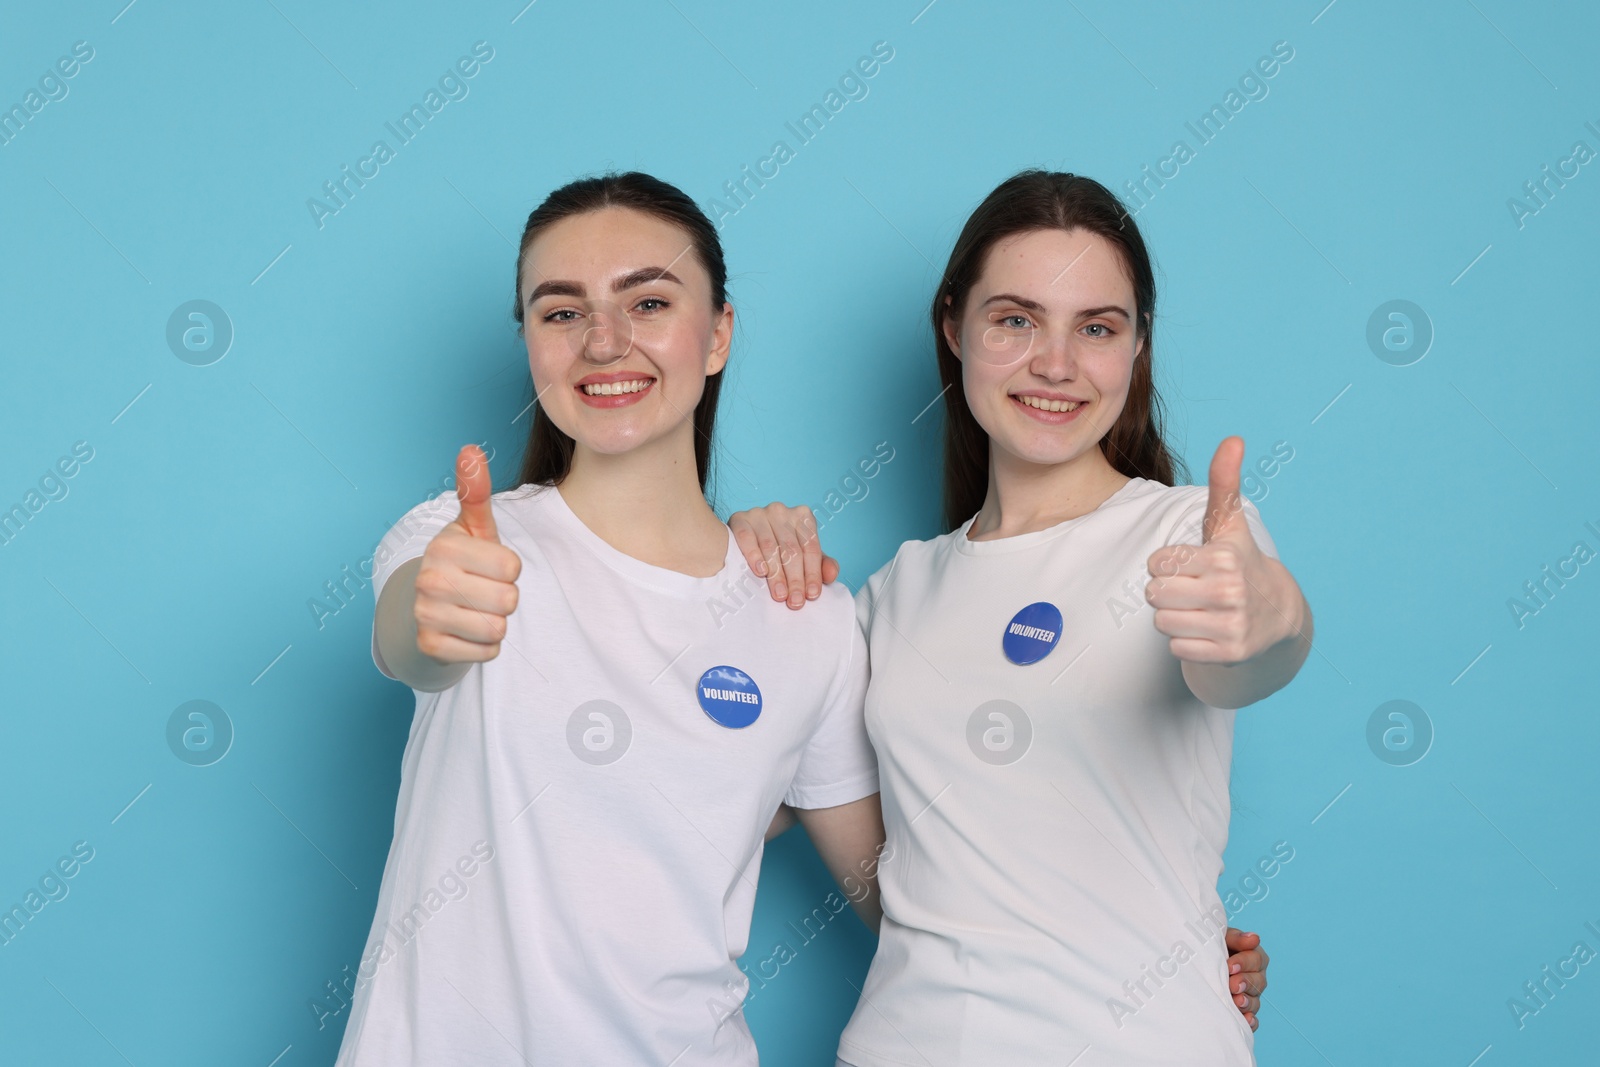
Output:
top-left (1013, 394), bottom-right (1083, 413)
top-left (575, 371), bottom-right (656, 408)
top-left (1010, 393), bottom-right (1087, 423)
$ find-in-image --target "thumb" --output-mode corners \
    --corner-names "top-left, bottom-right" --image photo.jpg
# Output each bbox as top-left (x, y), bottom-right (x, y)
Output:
top-left (454, 444), bottom-right (498, 541)
top-left (1224, 926), bottom-right (1260, 953)
top-left (1202, 436), bottom-right (1246, 543)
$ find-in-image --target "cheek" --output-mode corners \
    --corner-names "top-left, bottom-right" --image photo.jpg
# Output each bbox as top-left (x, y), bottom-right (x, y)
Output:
top-left (1085, 346), bottom-right (1136, 401)
top-left (646, 318), bottom-right (718, 386)
top-left (959, 358), bottom-right (1009, 425)
top-left (525, 335), bottom-right (568, 390)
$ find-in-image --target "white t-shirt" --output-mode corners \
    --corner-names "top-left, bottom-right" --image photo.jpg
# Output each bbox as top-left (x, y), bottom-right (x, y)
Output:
top-left (336, 482), bottom-right (879, 1067)
top-left (836, 477), bottom-right (1278, 1067)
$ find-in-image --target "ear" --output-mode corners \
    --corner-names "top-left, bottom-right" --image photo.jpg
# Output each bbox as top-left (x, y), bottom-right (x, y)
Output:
top-left (705, 301), bottom-right (734, 376)
top-left (1135, 310), bottom-right (1151, 361)
top-left (941, 293), bottom-right (962, 362)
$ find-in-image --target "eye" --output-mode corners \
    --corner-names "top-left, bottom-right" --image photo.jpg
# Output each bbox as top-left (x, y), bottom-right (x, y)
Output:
top-left (1084, 322), bottom-right (1114, 338)
top-left (541, 308), bottom-right (580, 323)
top-left (634, 297), bottom-right (669, 313)
top-left (999, 314), bottom-right (1031, 329)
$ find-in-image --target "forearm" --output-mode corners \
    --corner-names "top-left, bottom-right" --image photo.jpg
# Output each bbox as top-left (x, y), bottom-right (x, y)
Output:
top-left (765, 804), bottom-right (797, 841)
top-left (825, 855), bottom-right (883, 934)
top-left (1183, 590), bottom-right (1313, 710)
top-left (376, 557), bottom-right (473, 693)
top-left (794, 794), bottom-right (887, 934)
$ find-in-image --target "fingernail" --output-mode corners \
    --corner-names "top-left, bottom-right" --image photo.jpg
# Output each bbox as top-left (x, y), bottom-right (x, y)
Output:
top-left (1230, 963), bottom-right (1241, 974)
top-left (755, 561), bottom-right (768, 576)
top-left (807, 585), bottom-right (819, 599)
top-left (774, 584), bottom-right (786, 600)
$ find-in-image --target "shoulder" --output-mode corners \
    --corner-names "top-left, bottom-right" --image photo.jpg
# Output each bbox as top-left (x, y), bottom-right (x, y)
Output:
top-left (747, 579), bottom-right (862, 681)
top-left (861, 527), bottom-right (955, 592)
top-left (1135, 480), bottom-right (1211, 530)
top-left (1116, 479), bottom-right (1275, 554)
top-left (852, 525), bottom-right (964, 627)
top-left (379, 483), bottom-right (560, 560)
top-left (381, 491), bottom-right (458, 544)
top-left (487, 482), bottom-right (552, 521)
top-left (806, 578), bottom-right (862, 639)
top-left (491, 481), bottom-right (551, 506)
top-left (386, 482), bottom-right (546, 535)
top-left (890, 522), bottom-right (969, 569)
top-left (1114, 479), bottom-right (1210, 532)
top-left (1116, 478), bottom-right (1206, 513)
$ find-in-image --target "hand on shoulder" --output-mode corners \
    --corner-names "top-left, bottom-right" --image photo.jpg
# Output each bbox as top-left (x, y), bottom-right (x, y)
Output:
top-left (728, 502), bottom-right (840, 610)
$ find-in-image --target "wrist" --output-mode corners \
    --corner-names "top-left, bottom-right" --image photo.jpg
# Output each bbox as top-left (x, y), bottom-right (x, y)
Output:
top-left (1265, 560), bottom-right (1307, 649)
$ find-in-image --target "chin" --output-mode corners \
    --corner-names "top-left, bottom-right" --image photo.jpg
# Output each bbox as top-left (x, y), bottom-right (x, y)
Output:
top-left (1014, 445), bottom-right (1086, 469)
top-left (990, 430), bottom-right (1091, 469)
top-left (574, 426), bottom-right (657, 456)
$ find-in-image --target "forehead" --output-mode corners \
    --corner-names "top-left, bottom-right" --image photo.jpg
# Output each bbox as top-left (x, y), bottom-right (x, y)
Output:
top-left (522, 206), bottom-right (705, 291)
top-left (975, 227), bottom-right (1134, 306)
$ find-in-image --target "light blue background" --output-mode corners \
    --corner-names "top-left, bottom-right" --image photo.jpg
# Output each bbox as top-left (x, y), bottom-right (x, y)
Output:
top-left (3, 0), bottom-right (1597, 1063)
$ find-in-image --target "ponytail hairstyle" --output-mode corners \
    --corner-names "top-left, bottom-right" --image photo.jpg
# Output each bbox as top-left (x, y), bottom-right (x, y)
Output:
top-left (933, 169), bottom-right (1187, 531)
top-left (507, 171), bottom-right (728, 493)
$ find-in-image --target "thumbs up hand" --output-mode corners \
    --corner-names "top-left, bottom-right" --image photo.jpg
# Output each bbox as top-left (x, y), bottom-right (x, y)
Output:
top-left (1144, 437), bottom-right (1305, 668)
top-left (413, 444), bottom-right (523, 665)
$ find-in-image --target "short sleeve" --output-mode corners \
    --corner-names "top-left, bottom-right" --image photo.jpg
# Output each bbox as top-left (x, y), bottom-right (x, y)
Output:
top-left (784, 605), bottom-right (879, 810)
top-left (851, 555), bottom-right (899, 643)
top-left (368, 493), bottom-right (462, 680)
top-left (1240, 499), bottom-right (1279, 560)
top-left (854, 576), bottom-right (876, 639)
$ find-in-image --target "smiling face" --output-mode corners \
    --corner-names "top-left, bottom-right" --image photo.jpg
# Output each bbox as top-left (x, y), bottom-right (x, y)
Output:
top-left (519, 206), bottom-right (731, 461)
top-left (944, 226), bottom-right (1146, 472)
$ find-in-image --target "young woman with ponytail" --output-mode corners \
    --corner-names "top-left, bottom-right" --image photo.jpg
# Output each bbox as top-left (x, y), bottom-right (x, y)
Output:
top-left (342, 172), bottom-right (884, 1066)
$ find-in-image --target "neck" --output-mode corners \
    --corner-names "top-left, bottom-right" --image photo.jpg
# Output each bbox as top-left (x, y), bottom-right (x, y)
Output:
top-left (968, 442), bottom-right (1131, 541)
top-left (557, 423), bottom-right (728, 576)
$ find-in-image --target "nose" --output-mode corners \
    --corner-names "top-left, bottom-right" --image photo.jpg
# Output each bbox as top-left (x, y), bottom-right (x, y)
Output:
top-left (1028, 325), bottom-right (1077, 380)
top-left (576, 301), bottom-right (634, 365)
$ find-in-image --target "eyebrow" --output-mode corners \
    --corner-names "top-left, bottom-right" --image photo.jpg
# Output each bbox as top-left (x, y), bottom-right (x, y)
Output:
top-left (525, 267), bottom-right (684, 305)
top-left (980, 294), bottom-right (1131, 320)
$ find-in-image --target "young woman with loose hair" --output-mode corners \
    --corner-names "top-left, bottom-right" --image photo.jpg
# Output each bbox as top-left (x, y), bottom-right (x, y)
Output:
top-left (732, 169), bottom-right (1307, 1064)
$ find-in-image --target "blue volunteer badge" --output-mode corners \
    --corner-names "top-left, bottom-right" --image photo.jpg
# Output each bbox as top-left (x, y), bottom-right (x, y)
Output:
top-left (696, 665), bottom-right (763, 728)
top-left (1002, 602), bottom-right (1063, 665)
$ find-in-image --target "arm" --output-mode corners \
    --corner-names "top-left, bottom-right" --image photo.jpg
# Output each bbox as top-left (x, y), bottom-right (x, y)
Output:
top-left (376, 445), bottom-right (523, 694)
top-left (1177, 561), bottom-right (1312, 710)
top-left (764, 804), bottom-right (797, 841)
top-left (792, 793), bottom-right (886, 933)
top-left (377, 557), bottom-right (473, 693)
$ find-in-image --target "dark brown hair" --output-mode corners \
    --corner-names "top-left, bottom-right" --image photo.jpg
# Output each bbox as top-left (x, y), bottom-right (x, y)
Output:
top-left (933, 169), bottom-right (1186, 531)
top-left (506, 171), bottom-right (728, 493)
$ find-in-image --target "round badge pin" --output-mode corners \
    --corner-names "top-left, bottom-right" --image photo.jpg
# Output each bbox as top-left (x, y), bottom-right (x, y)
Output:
top-left (696, 665), bottom-right (763, 728)
top-left (1002, 602), bottom-right (1063, 665)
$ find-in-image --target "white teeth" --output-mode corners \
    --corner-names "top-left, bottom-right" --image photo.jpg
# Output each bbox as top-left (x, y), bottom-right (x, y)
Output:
top-left (581, 378), bottom-right (654, 396)
top-left (1016, 395), bottom-right (1082, 413)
